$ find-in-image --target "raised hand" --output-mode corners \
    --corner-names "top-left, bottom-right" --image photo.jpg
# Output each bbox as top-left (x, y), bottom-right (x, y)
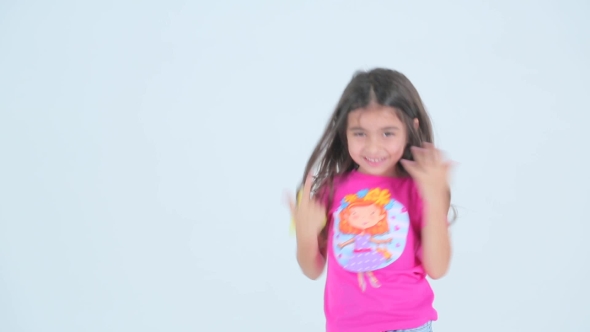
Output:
top-left (288, 172), bottom-right (327, 238)
top-left (400, 142), bottom-right (453, 197)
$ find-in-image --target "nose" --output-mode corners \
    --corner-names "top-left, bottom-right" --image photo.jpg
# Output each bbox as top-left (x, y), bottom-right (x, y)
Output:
top-left (366, 136), bottom-right (381, 153)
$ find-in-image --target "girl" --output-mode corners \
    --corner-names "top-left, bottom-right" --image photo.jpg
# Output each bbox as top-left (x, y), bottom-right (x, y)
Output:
top-left (288, 68), bottom-right (453, 332)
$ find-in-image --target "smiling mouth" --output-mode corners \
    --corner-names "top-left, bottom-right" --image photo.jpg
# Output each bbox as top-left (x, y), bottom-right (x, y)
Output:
top-left (364, 157), bottom-right (386, 163)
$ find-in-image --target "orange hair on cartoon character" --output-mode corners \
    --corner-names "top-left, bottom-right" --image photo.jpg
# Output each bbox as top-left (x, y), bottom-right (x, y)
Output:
top-left (339, 199), bottom-right (389, 235)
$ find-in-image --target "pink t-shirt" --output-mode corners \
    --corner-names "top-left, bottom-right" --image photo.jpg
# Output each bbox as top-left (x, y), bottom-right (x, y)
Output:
top-left (321, 170), bottom-right (437, 332)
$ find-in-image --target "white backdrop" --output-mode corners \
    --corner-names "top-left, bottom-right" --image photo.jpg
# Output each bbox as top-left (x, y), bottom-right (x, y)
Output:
top-left (1, 1), bottom-right (589, 331)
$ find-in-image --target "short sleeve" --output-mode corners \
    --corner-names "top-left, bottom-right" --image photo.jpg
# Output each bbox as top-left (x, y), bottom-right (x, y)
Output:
top-left (410, 181), bottom-right (425, 229)
top-left (410, 180), bottom-right (451, 229)
top-left (409, 181), bottom-right (427, 263)
top-left (315, 184), bottom-right (331, 210)
top-left (315, 175), bottom-right (343, 210)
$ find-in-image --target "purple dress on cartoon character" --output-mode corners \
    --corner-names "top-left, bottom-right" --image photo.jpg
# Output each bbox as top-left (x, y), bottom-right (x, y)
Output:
top-left (343, 234), bottom-right (387, 272)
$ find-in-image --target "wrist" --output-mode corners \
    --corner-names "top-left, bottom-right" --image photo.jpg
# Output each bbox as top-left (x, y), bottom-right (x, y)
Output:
top-left (420, 183), bottom-right (449, 201)
top-left (296, 233), bottom-right (320, 259)
top-left (296, 228), bottom-right (320, 246)
top-left (295, 220), bottom-right (323, 238)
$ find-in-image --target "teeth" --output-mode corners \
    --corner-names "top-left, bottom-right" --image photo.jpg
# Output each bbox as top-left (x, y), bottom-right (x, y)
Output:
top-left (366, 157), bottom-right (385, 163)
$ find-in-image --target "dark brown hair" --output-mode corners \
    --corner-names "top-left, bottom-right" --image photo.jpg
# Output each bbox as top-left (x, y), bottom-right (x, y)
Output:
top-left (298, 68), bottom-right (453, 256)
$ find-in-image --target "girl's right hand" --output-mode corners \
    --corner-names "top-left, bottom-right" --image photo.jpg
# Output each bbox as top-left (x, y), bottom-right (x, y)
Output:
top-left (288, 173), bottom-right (327, 238)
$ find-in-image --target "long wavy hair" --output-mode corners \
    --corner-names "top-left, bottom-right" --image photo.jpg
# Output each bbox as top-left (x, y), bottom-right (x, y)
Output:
top-left (299, 68), bottom-right (452, 256)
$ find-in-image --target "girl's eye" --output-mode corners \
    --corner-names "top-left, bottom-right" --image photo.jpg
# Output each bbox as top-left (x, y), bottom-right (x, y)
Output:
top-left (354, 132), bottom-right (365, 137)
top-left (384, 132), bottom-right (394, 137)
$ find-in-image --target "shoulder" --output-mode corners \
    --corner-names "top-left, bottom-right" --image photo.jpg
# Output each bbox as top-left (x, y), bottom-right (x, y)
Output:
top-left (398, 177), bottom-right (425, 228)
top-left (384, 175), bottom-right (421, 200)
top-left (384, 177), bottom-right (424, 221)
top-left (314, 172), bottom-right (356, 209)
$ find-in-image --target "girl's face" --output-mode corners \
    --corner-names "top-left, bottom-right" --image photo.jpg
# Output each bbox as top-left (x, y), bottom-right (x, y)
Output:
top-left (348, 204), bottom-right (382, 230)
top-left (346, 103), bottom-right (409, 177)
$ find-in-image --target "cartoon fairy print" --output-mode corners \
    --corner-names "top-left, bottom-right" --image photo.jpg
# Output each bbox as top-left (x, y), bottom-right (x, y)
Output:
top-left (333, 188), bottom-right (410, 291)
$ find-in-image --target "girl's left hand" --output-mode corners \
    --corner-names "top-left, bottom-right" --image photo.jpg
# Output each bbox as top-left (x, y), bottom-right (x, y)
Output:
top-left (400, 143), bottom-right (453, 197)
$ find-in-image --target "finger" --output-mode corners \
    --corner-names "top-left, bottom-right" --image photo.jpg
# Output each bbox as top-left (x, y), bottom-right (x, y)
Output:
top-left (410, 146), bottom-right (427, 167)
top-left (443, 160), bottom-right (455, 174)
top-left (419, 144), bottom-right (438, 166)
top-left (421, 142), bottom-right (440, 165)
top-left (400, 159), bottom-right (419, 177)
top-left (284, 191), bottom-right (297, 216)
top-left (448, 159), bottom-right (459, 169)
top-left (426, 143), bottom-right (441, 164)
top-left (302, 171), bottom-right (314, 200)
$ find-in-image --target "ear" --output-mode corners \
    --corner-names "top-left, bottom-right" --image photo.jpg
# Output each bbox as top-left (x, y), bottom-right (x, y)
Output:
top-left (413, 118), bottom-right (419, 130)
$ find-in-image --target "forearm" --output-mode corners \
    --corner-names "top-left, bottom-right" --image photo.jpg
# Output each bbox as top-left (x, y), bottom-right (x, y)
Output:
top-left (421, 189), bottom-right (452, 279)
top-left (296, 231), bottom-right (326, 280)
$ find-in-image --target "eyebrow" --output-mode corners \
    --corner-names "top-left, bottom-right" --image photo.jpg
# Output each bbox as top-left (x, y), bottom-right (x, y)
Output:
top-left (348, 126), bottom-right (401, 131)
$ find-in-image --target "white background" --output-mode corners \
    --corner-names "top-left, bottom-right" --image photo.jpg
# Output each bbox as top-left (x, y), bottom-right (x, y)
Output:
top-left (1, 1), bottom-right (589, 331)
